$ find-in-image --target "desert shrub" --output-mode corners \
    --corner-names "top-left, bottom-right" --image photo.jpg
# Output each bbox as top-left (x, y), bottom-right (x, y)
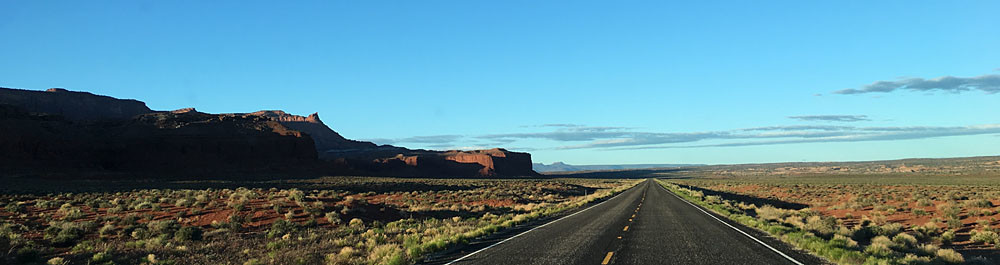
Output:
top-left (969, 199), bottom-right (993, 208)
top-left (91, 251), bottom-right (112, 263)
top-left (131, 228), bottom-right (151, 240)
top-left (864, 242), bottom-right (895, 257)
top-left (45, 222), bottom-right (91, 247)
top-left (106, 205), bottom-right (125, 214)
top-left (349, 218), bottom-right (364, 228)
top-left (60, 207), bottom-right (85, 221)
top-left (326, 212), bottom-right (342, 225)
top-left (940, 230), bottom-right (956, 244)
top-left (147, 220), bottom-right (180, 237)
top-left (891, 233), bottom-right (918, 249)
top-left (98, 223), bottom-right (115, 237)
top-left (288, 189), bottom-right (306, 203)
top-left (871, 235), bottom-right (895, 247)
top-left (47, 257), bottom-right (66, 265)
top-left (946, 217), bottom-right (962, 229)
top-left (71, 239), bottom-right (98, 253)
top-left (829, 234), bottom-right (858, 249)
top-left (306, 205), bottom-right (323, 216)
top-left (5, 202), bottom-right (26, 213)
top-left (267, 219), bottom-right (297, 238)
top-left (935, 248), bottom-right (964, 264)
top-left (866, 213), bottom-right (888, 226)
top-left (756, 205), bottom-right (790, 221)
top-left (174, 198), bottom-right (194, 208)
top-left (226, 213), bottom-right (250, 231)
top-left (916, 243), bottom-right (939, 256)
top-left (35, 199), bottom-right (58, 209)
top-left (367, 244), bottom-right (405, 265)
top-left (971, 230), bottom-right (1000, 245)
top-left (937, 203), bottom-right (961, 219)
top-left (901, 253), bottom-right (932, 264)
top-left (912, 222), bottom-right (940, 239)
top-left (132, 201), bottom-right (153, 210)
top-left (704, 195), bottom-right (722, 204)
top-left (326, 246), bottom-right (356, 265)
top-left (174, 226), bottom-right (203, 241)
top-left (803, 215), bottom-right (837, 236)
top-left (231, 202), bottom-right (246, 212)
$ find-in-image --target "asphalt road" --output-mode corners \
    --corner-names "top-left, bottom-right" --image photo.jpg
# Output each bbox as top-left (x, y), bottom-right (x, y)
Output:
top-left (439, 180), bottom-right (826, 265)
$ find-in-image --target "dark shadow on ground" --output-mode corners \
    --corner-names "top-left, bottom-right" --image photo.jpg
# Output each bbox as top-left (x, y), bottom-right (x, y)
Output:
top-left (674, 183), bottom-right (810, 210)
top-left (0, 177), bottom-right (477, 195)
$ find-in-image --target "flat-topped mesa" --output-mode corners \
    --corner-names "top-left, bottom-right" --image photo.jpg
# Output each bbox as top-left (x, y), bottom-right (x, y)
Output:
top-left (0, 87), bottom-right (540, 178)
top-left (0, 88), bottom-right (318, 177)
top-left (0, 87), bottom-right (152, 122)
top-left (443, 148), bottom-right (535, 176)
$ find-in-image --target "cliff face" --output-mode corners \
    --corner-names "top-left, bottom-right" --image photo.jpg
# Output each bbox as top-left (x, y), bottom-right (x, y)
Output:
top-left (0, 88), bottom-right (318, 177)
top-left (443, 149), bottom-right (536, 176)
top-left (350, 148), bottom-right (537, 177)
top-left (249, 110), bottom-right (540, 177)
top-left (0, 88), bottom-right (152, 122)
top-left (250, 110), bottom-right (376, 153)
top-left (0, 87), bottom-right (538, 178)
top-left (0, 105), bottom-right (318, 176)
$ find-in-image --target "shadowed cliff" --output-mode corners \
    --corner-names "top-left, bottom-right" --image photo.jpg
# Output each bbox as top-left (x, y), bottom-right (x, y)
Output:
top-left (0, 87), bottom-right (538, 178)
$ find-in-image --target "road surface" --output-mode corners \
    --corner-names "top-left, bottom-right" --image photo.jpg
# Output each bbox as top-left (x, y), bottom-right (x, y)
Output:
top-left (434, 180), bottom-right (825, 265)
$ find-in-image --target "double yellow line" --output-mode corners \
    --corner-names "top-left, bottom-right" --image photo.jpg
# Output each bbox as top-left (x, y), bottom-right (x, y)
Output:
top-left (603, 190), bottom-right (647, 264)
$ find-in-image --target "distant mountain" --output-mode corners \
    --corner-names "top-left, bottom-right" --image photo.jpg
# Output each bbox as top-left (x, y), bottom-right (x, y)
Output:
top-left (533, 162), bottom-right (702, 172)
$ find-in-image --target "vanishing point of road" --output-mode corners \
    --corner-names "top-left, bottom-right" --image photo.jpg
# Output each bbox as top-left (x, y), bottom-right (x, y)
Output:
top-left (430, 180), bottom-right (827, 265)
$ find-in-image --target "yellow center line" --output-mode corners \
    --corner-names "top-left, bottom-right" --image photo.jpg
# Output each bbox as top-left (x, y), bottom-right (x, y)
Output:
top-left (602, 252), bottom-right (614, 265)
top-left (623, 225), bottom-right (629, 231)
top-left (628, 218), bottom-right (632, 222)
top-left (631, 214), bottom-right (636, 218)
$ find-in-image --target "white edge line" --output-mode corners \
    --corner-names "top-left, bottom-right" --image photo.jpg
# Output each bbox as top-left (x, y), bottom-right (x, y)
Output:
top-left (657, 182), bottom-right (806, 265)
top-left (444, 184), bottom-right (638, 265)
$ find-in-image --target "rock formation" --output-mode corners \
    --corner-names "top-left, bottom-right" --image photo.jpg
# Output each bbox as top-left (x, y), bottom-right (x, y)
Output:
top-left (0, 87), bottom-right (152, 122)
top-left (443, 149), bottom-right (535, 176)
top-left (245, 111), bottom-right (539, 177)
top-left (250, 110), bottom-right (376, 153)
top-left (338, 148), bottom-right (537, 177)
top-left (0, 88), bottom-right (317, 178)
top-left (0, 87), bottom-right (538, 178)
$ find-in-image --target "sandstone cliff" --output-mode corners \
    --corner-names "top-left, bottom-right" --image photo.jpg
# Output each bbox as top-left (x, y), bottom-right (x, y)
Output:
top-left (0, 104), bottom-right (318, 177)
top-left (250, 110), bottom-right (377, 153)
top-left (0, 87), bottom-right (538, 178)
top-left (340, 148), bottom-right (537, 177)
top-left (0, 87), bottom-right (152, 122)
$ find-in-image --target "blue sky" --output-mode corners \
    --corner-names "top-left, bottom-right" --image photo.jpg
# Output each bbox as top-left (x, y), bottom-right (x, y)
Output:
top-left (2, 1), bottom-right (999, 165)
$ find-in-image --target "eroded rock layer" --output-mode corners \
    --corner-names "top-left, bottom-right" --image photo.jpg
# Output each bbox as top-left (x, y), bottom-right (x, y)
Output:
top-left (0, 87), bottom-right (538, 178)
